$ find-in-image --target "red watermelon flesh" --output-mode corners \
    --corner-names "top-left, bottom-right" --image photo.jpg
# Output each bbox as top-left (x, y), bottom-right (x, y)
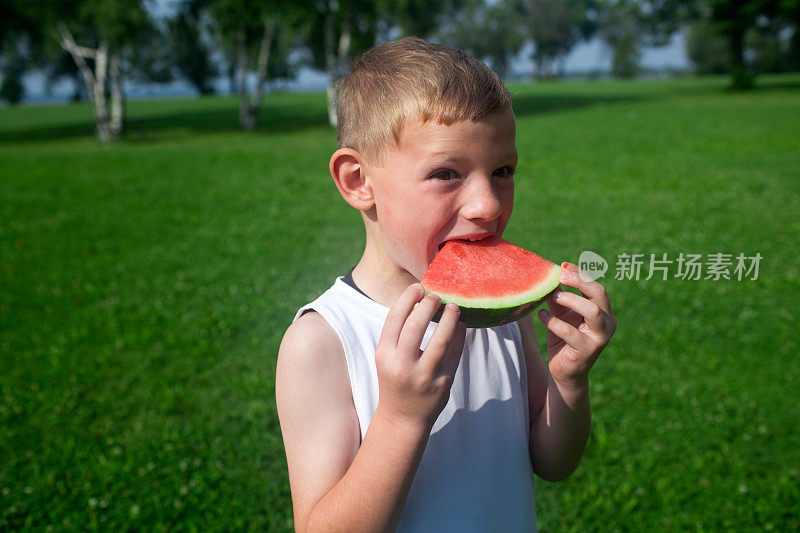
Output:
top-left (421, 236), bottom-right (561, 328)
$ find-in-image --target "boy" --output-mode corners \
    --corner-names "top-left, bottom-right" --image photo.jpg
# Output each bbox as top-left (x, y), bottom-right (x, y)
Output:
top-left (276, 37), bottom-right (616, 532)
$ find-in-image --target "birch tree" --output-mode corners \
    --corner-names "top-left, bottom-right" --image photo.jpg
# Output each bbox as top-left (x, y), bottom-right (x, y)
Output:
top-left (306, 0), bottom-right (381, 127)
top-left (208, 0), bottom-right (305, 130)
top-left (54, 0), bottom-right (151, 141)
top-left (306, 0), bottom-right (455, 127)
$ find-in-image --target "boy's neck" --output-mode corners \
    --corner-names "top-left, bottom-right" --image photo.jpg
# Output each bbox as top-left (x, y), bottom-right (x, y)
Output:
top-left (350, 243), bottom-right (419, 309)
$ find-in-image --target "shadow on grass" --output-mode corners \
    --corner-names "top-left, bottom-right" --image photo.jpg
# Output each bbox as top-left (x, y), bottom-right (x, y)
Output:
top-left (512, 92), bottom-right (646, 118)
top-left (2, 75), bottom-right (796, 144)
top-left (0, 92), bottom-right (644, 144)
top-left (128, 99), bottom-right (331, 136)
top-left (751, 77), bottom-right (800, 93)
top-left (0, 96), bottom-right (331, 144)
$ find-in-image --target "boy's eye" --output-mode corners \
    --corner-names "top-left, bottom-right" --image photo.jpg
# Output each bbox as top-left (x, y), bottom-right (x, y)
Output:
top-left (494, 165), bottom-right (516, 179)
top-left (429, 169), bottom-right (460, 181)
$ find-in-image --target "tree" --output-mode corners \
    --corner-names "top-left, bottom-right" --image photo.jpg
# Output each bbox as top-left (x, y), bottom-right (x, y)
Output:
top-left (0, 68), bottom-right (24, 104)
top-left (437, 0), bottom-right (527, 78)
top-left (207, 0), bottom-right (308, 130)
top-left (305, 0), bottom-right (381, 127)
top-left (518, 0), bottom-right (598, 79)
top-left (707, 0), bottom-right (778, 88)
top-left (128, 21), bottom-right (175, 95)
top-left (387, 0), bottom-right (457, 38)
top-left (748, 16), bottom-right (795, 73)
top-left (305, 0), bottom-right (460, 127)
top-left (45, 49), bottom-right (88, 102)
top-left (1, 38), bottom-right (28, 105)
top-left (54, 0), bottom-right (152, 141)
top-left (645, 0), bottom-right (800, 88)
top-left (169, 0), bottom-right (218, 95)
top-left (686, 18), bottom-right (731, 74)
top-left (0, 0), bottom-right (47, 105)
top-left (596, 0), bottom-right (647, 78)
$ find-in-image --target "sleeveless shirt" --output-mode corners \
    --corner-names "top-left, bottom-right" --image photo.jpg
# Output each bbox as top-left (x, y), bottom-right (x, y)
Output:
top-left (294, 277), bottom-right (538, 532)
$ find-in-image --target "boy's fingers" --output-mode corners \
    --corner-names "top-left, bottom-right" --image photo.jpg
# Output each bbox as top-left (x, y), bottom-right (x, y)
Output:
top-left (539, 309), bottom-right (586, 352)
top-left (550, 290), bottom-right (607, 333)
top-left (545, 285), bottom-right (569, 316)
top-left (419, 303), bottom-right (462, 374)
top-left (559, 262), bottom-right (612, 313)
top-left (379, 283), bottom-right (425, 349)
top-left (396, 293), bottom-right (442, 357)
top-left (438, 320), bottom-right (467, 379)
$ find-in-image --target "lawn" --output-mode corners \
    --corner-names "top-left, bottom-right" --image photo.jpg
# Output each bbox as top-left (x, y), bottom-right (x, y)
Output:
top-left (1, 75), bottom-right (799, 531)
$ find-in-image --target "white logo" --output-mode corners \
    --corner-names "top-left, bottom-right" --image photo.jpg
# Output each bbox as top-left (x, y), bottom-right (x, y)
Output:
top-left (578, 250), bottom-right (608, 282)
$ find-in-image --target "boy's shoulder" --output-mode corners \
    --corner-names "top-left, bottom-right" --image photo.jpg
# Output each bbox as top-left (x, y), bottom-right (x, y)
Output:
top-left (279, 309), bottom-right (343, 374)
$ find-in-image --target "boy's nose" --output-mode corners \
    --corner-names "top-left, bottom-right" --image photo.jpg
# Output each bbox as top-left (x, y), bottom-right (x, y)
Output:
top-left (462, 178), bottom-right (502, 222)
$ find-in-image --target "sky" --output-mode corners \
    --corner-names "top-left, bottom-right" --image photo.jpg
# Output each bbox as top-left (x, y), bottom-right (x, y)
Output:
top-left (563, 32), bottom-right (689, 73)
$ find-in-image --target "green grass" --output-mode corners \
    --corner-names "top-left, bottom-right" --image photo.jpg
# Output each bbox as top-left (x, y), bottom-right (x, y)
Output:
top-left (2, 75), bottom-right (799, 531)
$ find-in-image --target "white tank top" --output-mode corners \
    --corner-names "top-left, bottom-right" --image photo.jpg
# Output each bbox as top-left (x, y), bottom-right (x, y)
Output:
top-left (295, 277), bottom-right (538, 532)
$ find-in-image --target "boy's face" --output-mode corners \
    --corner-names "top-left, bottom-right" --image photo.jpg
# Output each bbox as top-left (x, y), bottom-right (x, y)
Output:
top-left (365, 108), bottom-right (517, 281)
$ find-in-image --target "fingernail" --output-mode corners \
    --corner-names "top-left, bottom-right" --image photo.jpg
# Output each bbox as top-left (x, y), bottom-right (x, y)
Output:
top-left (446, 303), bottom-right (459, 313)
top-left (553, 290), bottom-right (564, 301)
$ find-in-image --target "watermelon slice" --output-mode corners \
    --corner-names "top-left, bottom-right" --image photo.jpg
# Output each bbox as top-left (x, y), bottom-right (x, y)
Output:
top-left (421, 236), bottom-right (561, 328)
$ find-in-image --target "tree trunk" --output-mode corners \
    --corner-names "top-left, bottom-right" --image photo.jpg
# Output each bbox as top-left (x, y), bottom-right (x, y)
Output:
top-left (729, 23), bottom-right (753, 89)
top-left (57, 22), bottom-right (119, 142)
top-left (93, 42), bottom-right (111, 142)
top-left (323, 6), bottom-right (351, 128)
top-left (228, 62), bottom-right (237, 95)
top-left (245, 18), bottom-right (276, 131)
top-left (109, 49), bottom-right (124, 140)
top-left (236, 26), bottom-right (253, 130)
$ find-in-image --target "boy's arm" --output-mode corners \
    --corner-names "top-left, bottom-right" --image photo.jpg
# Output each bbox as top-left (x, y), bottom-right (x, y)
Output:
top-left (276, 285), bottom-right (466, 532)
top-left (518, 262), bottom-right (616, 482)
top-left (518, 315), bottom-right (591, 482)
top-left (276, 311), bottom-right (361, 531)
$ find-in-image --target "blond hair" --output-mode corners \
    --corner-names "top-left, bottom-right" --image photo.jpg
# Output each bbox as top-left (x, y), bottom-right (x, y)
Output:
top-left (336, 37), bottom-right (512, 163)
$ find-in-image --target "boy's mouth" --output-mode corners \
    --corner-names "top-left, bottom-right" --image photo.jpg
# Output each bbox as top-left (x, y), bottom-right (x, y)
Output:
top-left (437, 233), bottom-right (493, 251)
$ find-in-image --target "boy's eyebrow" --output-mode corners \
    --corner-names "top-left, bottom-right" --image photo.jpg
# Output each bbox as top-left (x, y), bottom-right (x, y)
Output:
top-left (426, 149), bottom-right (518, 164)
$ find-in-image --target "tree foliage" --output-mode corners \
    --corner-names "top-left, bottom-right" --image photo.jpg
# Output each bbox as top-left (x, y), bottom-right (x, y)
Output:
top-left (517, 0), bottom-right (598, 78)
top-left (687, 19), bottom-right (731, 73)
top-left (437, 0), bottom-right (527, 78)
top-left (595, 0), bottom-right (648, 78)
top-left (168, 1), bottom-right (218, 95)
top-left (387, 0), bottom-right (457, 38)
top-left (646, 0), bottom-right (800, 88)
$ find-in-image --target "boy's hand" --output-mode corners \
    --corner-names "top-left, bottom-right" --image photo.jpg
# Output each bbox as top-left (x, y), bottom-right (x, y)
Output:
top-left (375, 283), bottom-right (467, 432)
top-left (538, 262), bottom-right (616, 388)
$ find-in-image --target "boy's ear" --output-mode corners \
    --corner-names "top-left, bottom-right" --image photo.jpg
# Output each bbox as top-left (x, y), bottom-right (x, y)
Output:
top-left (329, 148), bottom-right (374, 211)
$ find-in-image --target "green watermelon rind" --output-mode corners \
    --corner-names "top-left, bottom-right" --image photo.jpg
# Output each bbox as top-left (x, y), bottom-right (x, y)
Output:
top-left (425, 265), bottom-right (562, 328)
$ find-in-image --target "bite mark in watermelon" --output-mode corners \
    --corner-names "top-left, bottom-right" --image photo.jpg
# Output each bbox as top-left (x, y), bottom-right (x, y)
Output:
top-left (421, 235), bottom-right (561, 328)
